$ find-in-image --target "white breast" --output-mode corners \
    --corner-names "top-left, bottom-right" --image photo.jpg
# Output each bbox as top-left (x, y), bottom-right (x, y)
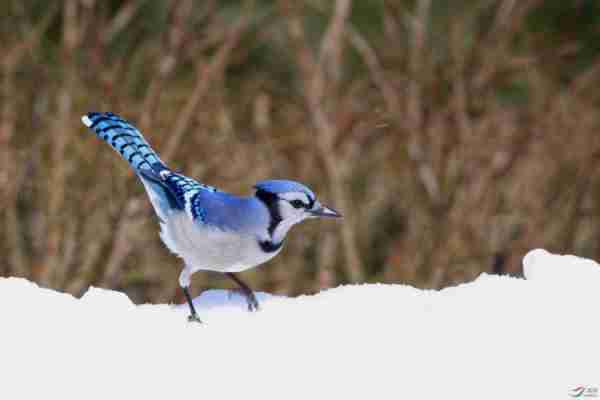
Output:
top-left (159, 212), bottom-right (279, 273)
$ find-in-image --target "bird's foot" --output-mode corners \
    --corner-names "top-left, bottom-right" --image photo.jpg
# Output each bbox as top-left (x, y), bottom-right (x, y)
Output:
top-left (228, 288), bottom-right (260, 312)
top-left (187, 313), bottom-right (203, 324)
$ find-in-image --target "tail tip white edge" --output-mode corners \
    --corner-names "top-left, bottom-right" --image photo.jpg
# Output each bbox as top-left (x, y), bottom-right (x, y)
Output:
top-left (81, 114), bottom-right (92, 127)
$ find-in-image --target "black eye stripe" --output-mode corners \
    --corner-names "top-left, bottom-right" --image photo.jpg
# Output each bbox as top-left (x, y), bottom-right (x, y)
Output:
top-left (290, 199), bottom-right (306, 209)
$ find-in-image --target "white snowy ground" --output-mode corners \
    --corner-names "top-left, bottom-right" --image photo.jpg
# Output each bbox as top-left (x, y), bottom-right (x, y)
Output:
top-left (1, 249), bottom-right (599, 400)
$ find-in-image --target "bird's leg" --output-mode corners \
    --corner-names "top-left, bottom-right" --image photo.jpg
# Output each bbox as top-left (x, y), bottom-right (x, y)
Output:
top-left (225, 272), bottom-right (260, 312)
top-left (183, 286), bottom-right (202, 323)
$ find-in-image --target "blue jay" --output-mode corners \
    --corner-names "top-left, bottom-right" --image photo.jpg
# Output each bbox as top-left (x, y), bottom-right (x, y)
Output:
top-left (82, 112), bottom-right (341, 322)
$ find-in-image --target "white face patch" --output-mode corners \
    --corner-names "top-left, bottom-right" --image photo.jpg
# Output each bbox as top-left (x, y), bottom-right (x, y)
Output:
top-left (272, 199), bottom-right (310, 244)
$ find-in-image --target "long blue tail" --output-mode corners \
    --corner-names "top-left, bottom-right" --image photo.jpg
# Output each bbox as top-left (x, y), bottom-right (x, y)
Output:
top-left (81, 112), bottom-right (166, 173)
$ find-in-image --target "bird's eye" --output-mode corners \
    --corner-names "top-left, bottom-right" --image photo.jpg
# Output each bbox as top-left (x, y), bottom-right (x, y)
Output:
top-left (290, 200), bottom-right (305, 209)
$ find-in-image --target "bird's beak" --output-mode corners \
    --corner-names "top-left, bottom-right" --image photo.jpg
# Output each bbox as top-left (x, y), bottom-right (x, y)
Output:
top-left (309, 205), bottom-right (342, 218)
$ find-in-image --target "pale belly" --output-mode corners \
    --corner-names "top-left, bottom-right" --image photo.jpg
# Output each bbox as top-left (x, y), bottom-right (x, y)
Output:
top-left (158, 212), bottom-right (279, 273)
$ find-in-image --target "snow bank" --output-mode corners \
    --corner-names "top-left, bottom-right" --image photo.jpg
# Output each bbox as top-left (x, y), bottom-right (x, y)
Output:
top-left (1, 249), bottom-right (598, 399)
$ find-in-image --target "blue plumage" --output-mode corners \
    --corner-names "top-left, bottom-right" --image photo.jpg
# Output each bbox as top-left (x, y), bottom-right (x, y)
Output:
top-left (255, 180), bottom-right (315, 199)
top-left (82, 111), bottom-right (341, 322)
top-left (82, 112), bottom-right (163, 173)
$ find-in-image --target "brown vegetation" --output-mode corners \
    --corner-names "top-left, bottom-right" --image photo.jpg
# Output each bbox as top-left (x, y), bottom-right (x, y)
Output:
top-left (2, 1), bottom-right (600, 303)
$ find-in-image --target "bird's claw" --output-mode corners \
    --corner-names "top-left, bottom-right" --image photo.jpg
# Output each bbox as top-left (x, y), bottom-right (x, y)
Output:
top-left (228, 288), bottom-right (260, 312)
top-left (247, 295), bottom-right (260, 312)
top-left (187, 313), bottom-right (203, 324)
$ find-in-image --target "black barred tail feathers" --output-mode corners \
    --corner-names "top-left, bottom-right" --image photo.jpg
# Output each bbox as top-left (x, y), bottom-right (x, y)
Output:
top-left (81, 112), bottom-right (165, 173)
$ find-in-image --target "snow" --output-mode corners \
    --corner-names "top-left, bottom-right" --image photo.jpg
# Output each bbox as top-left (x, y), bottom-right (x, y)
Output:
top-left (1, 249), bottom-right (598, 399)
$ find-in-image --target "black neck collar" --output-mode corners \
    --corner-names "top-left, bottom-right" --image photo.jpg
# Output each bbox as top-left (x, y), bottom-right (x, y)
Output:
top-left (255, 189), bottom-right (282, 236)
top-left (258, 239), bottom-right (283, 253)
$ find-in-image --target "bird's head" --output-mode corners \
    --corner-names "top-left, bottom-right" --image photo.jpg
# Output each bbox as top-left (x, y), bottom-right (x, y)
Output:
top-left (254, 180), bottom-right (341, 240)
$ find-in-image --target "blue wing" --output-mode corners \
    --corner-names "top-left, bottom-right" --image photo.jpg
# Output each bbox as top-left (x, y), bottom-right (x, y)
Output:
top-left (161, 171), bottom-right (217, 222)
top-left (138, 166), bottom-right (218, 223)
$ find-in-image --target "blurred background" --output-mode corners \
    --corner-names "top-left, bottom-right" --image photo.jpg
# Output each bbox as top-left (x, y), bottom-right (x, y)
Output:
top-left (2, 0), bottom-right (600, 303)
